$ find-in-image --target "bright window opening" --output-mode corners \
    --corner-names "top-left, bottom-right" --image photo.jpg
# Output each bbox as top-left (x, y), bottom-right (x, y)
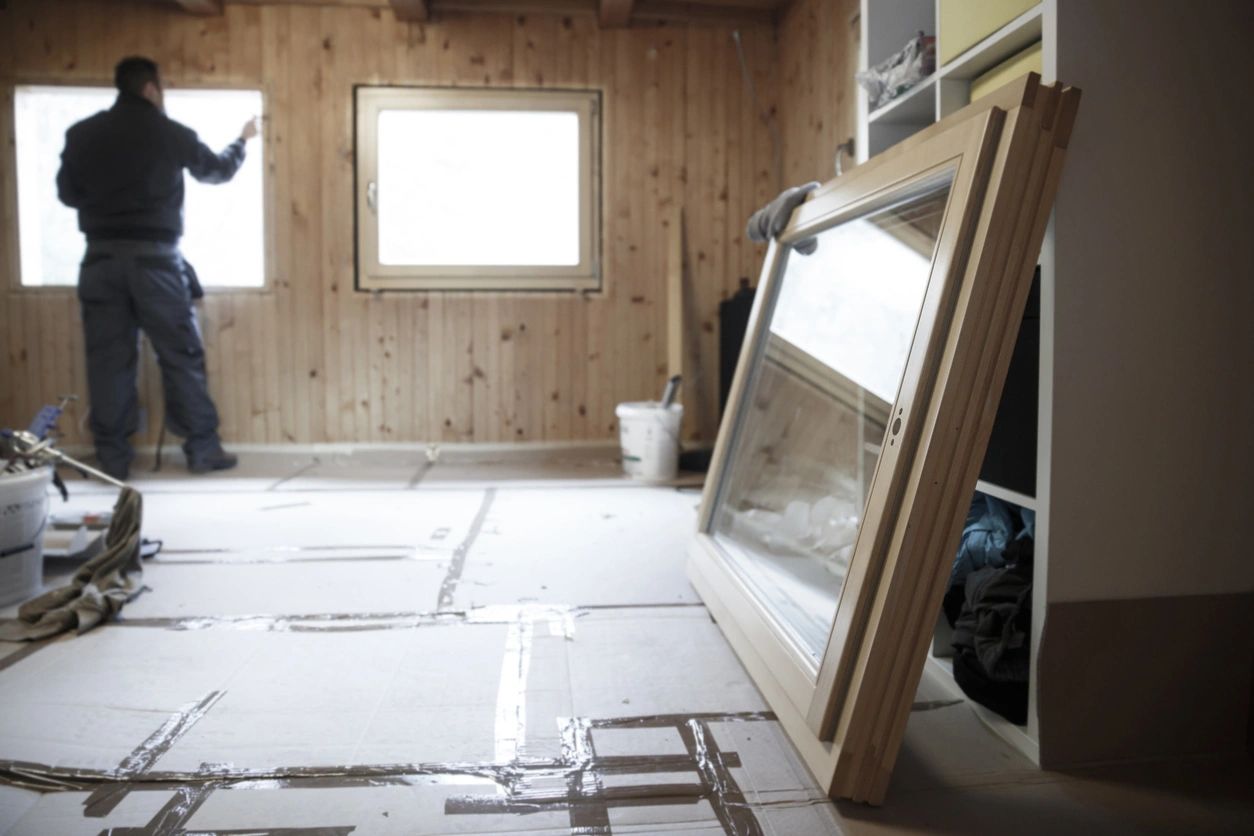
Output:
top-left (356, 87), bottom-right (601, 291)
top-left (14, 85), bottom-right (265, 289)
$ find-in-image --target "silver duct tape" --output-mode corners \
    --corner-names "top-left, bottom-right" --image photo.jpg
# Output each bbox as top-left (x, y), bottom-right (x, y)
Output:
top-left (5, 712), bottom-right (818, 836)
top-left (108, 601), bottom-right (625, 635)
top-left (110, 613), bottom-right (458, 633)
top-left (457, 712), bottom-right (783, 835)
top-left (119, 781), bottom-right (217, 835)
top-left (151, 554), bottom-right (437, 566)
top-left (0, 712), bottom-right (779, 793)
top-left (153, 545), bottom-right (441, 565)
top-left (437, 487), bottom-right (497, 611)
top-left (490, 603), bottom-right (585, 767)
top-left (679, 717), bottom-right (764, 836)
top-left (85, 690), bottom-right (227, 819)
top-left (117, 691), bottom-right (226, 777)
top-left (494, 618), bottom-right (533, 764)
top-left (161, 546), bottom-right (420, 553)
top-left (589, 712), bottom-right (777, 729)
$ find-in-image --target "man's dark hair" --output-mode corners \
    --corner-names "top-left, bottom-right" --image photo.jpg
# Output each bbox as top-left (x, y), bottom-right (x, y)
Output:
top-left (114, 56), bottom-right (161, 97)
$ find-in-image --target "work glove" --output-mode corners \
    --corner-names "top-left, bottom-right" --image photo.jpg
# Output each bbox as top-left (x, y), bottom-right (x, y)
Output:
top-left (746, 182), bottom-right (820, 255)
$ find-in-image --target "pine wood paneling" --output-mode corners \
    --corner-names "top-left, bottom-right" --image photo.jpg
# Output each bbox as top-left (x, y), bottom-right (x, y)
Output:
top-left (777, 0), bottom-right (860, 186)
top-left (0, 0), bottom-right (778, 446)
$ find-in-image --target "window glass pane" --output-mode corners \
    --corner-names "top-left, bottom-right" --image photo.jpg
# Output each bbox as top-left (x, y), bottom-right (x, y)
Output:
top-left (709, 173), bottom-right (953, 662)
top-left (376, 109), bottom-right (581, 267)
top-left (165, 89), bottom-right (265, 288)
top-left (14, 86), bottom-right (264, 288)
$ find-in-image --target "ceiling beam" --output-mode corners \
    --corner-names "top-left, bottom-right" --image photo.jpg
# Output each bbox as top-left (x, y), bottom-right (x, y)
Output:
top-left (429, 0), bottom-right (772, 26)
top-left (631, 1), bottom-right (773, 25)
top-left (168, 0), bottom-right (223, 15)
top-left (391, 0), bottom-right (431, 22)
top-left (599, 0), bottom-right (633, 27)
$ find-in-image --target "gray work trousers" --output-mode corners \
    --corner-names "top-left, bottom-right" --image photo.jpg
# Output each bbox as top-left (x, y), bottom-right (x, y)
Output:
top-left (77, 240), bottom-right (222, 471)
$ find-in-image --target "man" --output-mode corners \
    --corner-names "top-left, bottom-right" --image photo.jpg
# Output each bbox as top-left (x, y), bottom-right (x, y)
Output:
top-left (56, 56), bottom-right (259, 481)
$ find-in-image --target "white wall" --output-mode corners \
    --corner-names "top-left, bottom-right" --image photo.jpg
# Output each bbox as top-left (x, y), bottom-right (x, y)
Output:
top-left (1048, 0), bottom-right (1254, 602)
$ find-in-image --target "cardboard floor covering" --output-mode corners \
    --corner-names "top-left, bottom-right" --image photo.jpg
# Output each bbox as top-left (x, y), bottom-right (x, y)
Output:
top-left (0, 458), bottom-right (841, 834)
top-left (1, 455), bottom-right (1249, 834)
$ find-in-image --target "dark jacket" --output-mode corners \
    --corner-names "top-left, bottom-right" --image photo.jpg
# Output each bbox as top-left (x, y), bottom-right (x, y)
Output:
top-left (56, 93), bottom-right (246, 242)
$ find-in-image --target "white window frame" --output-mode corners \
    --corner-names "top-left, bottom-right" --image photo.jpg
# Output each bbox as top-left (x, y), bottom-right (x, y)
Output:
top-left (354, 86), bottom-right (601, 292)
top-left (10, 82), bottom-right (269, 293)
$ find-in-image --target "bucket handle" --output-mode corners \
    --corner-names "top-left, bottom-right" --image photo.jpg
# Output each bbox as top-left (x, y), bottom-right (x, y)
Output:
top-left (0, 516), bottom-right (47, 559)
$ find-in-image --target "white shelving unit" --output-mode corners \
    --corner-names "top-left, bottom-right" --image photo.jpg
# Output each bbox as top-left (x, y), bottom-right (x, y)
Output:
top-left (857, 0), bottom-right (1054, 764)
top-left (867, 72), bottom-right (936, 125)
top-left (937, 6), bottom-right (1043, 86)
top-left (975, 479), bottom-right (1036, 512)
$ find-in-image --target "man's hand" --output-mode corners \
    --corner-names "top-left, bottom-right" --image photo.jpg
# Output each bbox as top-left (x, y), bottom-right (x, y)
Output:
top-left (239, 116), bottom-right (260, 142)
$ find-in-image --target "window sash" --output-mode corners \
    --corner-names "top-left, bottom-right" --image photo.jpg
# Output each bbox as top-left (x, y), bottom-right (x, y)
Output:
top-left (354, 86), bottom-right (601, 292)
top-left (12, 84), bottom-right (267, 291)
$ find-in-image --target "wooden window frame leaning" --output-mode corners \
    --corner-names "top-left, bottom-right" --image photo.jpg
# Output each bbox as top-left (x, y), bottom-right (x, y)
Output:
top-left (686, 74), bottom-right (1080, 805)
top-left (354, 86), bottom-right (602, 292)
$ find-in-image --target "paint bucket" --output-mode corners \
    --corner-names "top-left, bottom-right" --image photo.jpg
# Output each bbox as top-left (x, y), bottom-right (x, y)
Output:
top-left (616, 401), bottom-right (683, 482)
top-left (0, 466), bottom-right (51, 608)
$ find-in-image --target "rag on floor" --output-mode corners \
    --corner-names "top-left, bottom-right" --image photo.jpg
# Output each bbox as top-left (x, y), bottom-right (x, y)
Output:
top-left (0, 487), bottom-right (146, 641)
top-left (947, 495), bottom-right (1035, 725)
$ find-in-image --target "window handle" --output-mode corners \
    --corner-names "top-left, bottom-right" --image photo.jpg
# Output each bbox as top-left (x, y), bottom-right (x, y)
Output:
top-left (367, 181), bottom-right (378, 213)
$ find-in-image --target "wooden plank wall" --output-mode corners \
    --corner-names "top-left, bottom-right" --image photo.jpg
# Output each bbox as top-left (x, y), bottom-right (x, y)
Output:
top-left (776, 0), bottom-right (860, 187)
top-left (0, 0), bottom-right (779, 447)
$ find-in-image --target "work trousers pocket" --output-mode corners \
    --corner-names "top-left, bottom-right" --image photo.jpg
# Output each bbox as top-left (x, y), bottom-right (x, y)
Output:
top-left (76, 253), bottom-right (119, 304)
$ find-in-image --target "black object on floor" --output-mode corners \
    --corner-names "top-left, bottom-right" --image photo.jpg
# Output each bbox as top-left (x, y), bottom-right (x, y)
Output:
top-left (679, 447), bottom-right (713, 474)
top-left (718, 279), bottom-right (756, 418)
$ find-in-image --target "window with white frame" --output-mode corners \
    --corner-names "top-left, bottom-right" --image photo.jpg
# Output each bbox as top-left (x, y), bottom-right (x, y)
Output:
top-left (355, 87), bottom-right (601, 291)
top-left (14, 85), bottom-right (265, 288)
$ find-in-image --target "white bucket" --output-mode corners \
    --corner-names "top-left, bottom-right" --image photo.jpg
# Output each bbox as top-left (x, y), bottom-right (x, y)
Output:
top-left (616, 401), bottom-right (683, 483)
top-left (0, 466), bottom-right (52, 608)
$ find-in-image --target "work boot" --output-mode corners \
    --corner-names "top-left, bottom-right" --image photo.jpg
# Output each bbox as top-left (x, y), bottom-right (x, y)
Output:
top-left (187, 447), bottom-right (238, 474)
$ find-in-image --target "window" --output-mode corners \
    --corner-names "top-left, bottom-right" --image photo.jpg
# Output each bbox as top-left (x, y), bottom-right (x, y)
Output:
top-left (355, 87), bottom-right (601, 291)
top-left (687, 75), bottom-right (1080, 803)
top-left (14, 85), bottom-right (265, 289)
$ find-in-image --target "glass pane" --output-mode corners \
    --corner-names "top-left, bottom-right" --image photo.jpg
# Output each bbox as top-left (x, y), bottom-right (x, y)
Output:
top-left (15, 86), bottom-right (264, 288)
top-left (376, 109), bottom-right (581, 267)
top-left (710, 173), bottom-right (953, 662)
top-left (165, 89), bottom-right (265, 288)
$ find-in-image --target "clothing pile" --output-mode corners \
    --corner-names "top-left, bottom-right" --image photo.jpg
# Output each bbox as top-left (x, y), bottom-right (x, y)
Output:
top-left (944, 494), bottom-right (1034, 724)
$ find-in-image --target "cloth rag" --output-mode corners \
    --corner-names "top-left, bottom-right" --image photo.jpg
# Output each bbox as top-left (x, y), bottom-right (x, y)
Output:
top-left (0, 487), bottom-right (146, 641)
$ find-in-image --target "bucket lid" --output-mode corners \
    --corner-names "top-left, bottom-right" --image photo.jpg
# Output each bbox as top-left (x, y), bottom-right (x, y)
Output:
top-left (616, 401), bottom-right (683, 416)
top-left (0, 465), bottom-right (54, 488)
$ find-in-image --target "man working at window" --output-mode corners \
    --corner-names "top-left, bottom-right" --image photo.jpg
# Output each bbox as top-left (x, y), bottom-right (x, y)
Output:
top-left (56, 56), bottom-right (259, 481)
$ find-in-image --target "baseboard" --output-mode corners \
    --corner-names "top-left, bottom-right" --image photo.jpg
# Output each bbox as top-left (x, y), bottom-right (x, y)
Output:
top-left (59, 439), bottom-right (621, 459)
top-left (1037, 591), bottom-right (1254, 768)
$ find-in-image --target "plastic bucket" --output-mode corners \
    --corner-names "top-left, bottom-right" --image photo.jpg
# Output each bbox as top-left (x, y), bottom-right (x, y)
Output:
top-left (0, 466), bottom-right (52, 608)
top-left (616, 401), bottom-right (683, 483)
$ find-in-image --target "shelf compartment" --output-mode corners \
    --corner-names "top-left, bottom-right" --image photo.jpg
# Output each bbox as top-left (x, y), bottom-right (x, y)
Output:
top-left (939, 5), bottom-right (1043, 82)
top-left (868, 73), bottom-right (937, 125)
top-left (926, 654), bottom-right (1041, 763)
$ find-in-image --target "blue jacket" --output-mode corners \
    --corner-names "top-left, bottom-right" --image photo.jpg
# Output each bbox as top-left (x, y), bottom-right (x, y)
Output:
top-left (56, 93), bottom-right (245, 243)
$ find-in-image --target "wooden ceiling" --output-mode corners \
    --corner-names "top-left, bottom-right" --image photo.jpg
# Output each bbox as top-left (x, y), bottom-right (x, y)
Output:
top-left (162, 0), bottom-right (792, 27)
